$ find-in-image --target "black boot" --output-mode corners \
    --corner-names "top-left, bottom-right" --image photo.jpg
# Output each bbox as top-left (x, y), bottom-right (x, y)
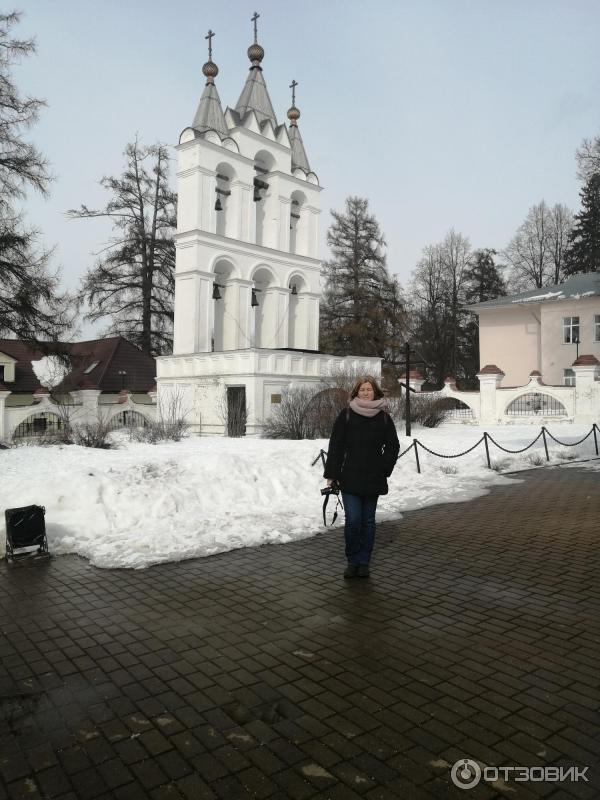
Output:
top-left (344, 564), bottom-right (358, 579)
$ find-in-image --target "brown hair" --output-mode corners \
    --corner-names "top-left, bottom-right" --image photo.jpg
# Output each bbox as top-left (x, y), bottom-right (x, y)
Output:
top-left (349, 375), bottom-right (384, 400)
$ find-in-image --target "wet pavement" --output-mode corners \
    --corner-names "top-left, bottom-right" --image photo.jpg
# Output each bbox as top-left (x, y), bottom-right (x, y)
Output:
top-left (1, 465), bottom-right (599, 800)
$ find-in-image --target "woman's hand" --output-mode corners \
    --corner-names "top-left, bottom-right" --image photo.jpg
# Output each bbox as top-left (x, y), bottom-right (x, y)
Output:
top-left (326, 479), bottom-right (333, 487)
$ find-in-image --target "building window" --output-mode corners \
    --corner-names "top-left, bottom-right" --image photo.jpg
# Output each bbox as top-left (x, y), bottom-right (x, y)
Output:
top-left (594, 314), bottom-right (600, 343)
top-left (563, 316), bottom-right (580, 344)
top-left (270, 394), bottom-right (282, 404)
top-left (0, 365), bottom-right (4, 382)
top-left (563, 368), bottom-right (576, 387)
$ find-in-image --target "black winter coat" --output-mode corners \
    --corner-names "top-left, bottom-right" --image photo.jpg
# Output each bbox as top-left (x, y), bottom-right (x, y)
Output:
top-left (324, 409), bottom-right (400, 496)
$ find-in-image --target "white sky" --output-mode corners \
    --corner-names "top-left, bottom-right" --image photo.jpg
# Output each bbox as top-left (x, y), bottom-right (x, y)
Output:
top-left (14, 0), bottom-right (600, 337)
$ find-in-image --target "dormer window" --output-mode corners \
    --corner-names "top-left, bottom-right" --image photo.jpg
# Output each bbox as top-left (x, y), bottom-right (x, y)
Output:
top-left (0, 353), bottom-right (16, 382)
top-left (84, 361), bottom-right (100, 374)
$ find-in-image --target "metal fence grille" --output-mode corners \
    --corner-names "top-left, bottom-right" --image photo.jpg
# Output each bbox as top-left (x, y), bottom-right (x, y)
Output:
top-left (435, 397), bottom-right (474, 418)
top-left (13, 412), bottom-right (63, 440)
top-left (107, 410), bottom-right (149, 431)
top-left (505, 393), bottom-right (567, 416)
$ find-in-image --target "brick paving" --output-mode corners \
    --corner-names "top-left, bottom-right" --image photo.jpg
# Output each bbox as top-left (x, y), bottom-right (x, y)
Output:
top-left (1, 465), bottom-right (599, 800)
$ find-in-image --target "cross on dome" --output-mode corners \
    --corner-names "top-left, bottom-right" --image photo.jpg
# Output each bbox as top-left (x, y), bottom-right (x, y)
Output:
top-left (202, 28), bottom-right (219, 83)
top-left (205, 29), bottom-right (215, 60)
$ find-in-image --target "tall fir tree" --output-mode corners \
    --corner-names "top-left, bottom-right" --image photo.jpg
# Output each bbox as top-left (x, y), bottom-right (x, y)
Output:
top-left (68, 139), bottom-right (176, 356)
top-left (564, 173), bottom-right (600, 275)
top-left (0, 11), bottom-right (73, 341)
top-left (320, 196), bottom-right (405, 368)
top-left (461, 249), bottom-right (506, 385)
top-left (463, 248), bottom-right (506, 303)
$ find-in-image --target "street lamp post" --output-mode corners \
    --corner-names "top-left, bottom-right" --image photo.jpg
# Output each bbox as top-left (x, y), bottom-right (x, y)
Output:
top-left (397, 342), bottom-right (427, 438)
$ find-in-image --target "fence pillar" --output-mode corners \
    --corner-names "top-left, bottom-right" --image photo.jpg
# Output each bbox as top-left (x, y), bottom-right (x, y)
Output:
top-left (477, 365), bottom-right (504, 423)
top-left (70, 386), bottom-right (102, 423)
top-left (572, 356), bottom-right (600, 422)
top-left (0, 388), bottom-right (11, 441)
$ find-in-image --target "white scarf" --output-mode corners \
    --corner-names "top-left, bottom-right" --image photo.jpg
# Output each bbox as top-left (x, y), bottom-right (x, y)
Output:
top-left (349, 397), bottom-right (388, 418)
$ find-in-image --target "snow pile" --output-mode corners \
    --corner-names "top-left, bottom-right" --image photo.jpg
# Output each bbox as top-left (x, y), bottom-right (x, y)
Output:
top-left (30, 355), bottom-right (69, 389)
top-left (0, 425), bottom-right (597, 569)
top-left (511, 291), bottom-right (563, 304)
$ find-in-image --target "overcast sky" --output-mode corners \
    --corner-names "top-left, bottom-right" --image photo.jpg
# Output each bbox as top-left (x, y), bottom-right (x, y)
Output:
top-left (15, 0), bottom-right (600, 338)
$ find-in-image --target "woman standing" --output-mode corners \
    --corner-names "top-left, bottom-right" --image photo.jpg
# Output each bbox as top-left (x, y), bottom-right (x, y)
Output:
top-left (324, 376), bottom-right (400, 579)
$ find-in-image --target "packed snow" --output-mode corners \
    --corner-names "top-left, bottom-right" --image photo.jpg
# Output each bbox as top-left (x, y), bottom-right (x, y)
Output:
top-left (30, 355), bottom-right (69, 388)
top-left (1, 423), bottom-right (598, 569)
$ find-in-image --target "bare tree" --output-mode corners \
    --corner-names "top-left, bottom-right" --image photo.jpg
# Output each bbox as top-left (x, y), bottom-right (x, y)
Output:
top-left (408, 230), bottom-right (472, 386)
top-left (575, 134), bottom-right (600, 182)
top-left (548, 204), bottom-right (574, 284)
top-left (504, 201), bottom-right (572, 290)
top-left (68, 138), bottom-right (176, 356)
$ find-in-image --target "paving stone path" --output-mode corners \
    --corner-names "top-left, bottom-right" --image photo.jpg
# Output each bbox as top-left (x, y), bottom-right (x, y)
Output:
top-left (1, 465), bottom-right (599, 800)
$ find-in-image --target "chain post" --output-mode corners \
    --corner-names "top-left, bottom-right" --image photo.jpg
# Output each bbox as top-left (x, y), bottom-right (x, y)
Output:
top-left (593, 423), bottom-right (599, 456)
top-left (541, 426), bottom-right (550, 461)
top-left (483, 431), bottom-right (491, 468)
top-left (413, 440), bottom-right (421, 473)
top-left (405, 342), bottom-right (411, 438)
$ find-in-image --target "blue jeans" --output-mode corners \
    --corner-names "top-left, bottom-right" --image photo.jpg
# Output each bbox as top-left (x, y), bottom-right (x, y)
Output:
top-left (342, 493), bottom-right (379, 566)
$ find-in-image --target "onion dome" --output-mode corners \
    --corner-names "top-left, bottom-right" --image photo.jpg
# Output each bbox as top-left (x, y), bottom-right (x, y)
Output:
top-left (287, 105), bottom-right (300, 125)
top-left (202, 60), bottom-right (219, 84)
top-left (247, 42), bottom-right (265, 67)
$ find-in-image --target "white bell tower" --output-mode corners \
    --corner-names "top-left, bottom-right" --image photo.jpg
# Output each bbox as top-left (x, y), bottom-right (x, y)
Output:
top-left (157, 17), bottom-right (380, 435)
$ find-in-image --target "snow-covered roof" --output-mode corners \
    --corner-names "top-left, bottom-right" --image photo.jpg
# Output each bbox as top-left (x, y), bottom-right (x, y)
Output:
top-left (468, 273), bottom-right (600, 311)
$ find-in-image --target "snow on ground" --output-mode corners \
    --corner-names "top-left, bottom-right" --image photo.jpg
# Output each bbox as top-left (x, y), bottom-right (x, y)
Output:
top-left (0, 423), bottom-right (598, 569)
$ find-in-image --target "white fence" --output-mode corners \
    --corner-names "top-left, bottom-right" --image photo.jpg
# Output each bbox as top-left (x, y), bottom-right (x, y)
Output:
top-left (408, 362), bottom-right (599, 425)
top-left (0, 388), bottom-right (156, 442)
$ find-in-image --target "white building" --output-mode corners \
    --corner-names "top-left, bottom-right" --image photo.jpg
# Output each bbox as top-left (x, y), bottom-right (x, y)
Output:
top-left (157, 20), bottom-right (379, 435)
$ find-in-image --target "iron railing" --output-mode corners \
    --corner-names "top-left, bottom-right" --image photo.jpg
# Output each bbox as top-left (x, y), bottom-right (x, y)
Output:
top-left (313, 423), bottom-right (600, 475)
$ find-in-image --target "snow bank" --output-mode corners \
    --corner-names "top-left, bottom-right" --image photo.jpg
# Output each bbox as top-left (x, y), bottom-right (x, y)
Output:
top-left (0, 424), bottom-right (597, 569)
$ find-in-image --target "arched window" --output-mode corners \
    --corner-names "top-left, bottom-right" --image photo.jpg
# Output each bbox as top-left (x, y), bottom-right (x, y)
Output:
top-left (251, 267), bottom-right (275, 348)
top-left (108, 410), bottom-right (149, 431)
top-left (289, 190), bottom-right (307, 255)
top-left (287, 274), bottom-right (307, 349)
top-left (505, 393), bottom-right (567, 416)
top-left (433, 397), bottom-right (474, 419)
top-left (215, 163), bottom-right (235, 238)
top-left (212, 259), bottom-right (236, 351)
top-left (253, 150), bottom-right (275, 246)
top-left (13, 412), bottom-right (62, 441)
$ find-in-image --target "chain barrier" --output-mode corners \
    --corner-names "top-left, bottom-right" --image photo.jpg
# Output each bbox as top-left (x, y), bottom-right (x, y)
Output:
top-left (396, 441), bottom-right (416, 460)
top-left (485, 430), bottom-right (543, 454)
top-left (313, 424), bottom-right (599, 476)
top-left (413, 436), bottom-right (486, 459)
top-left (543, 427), bottom-right (594, 447)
